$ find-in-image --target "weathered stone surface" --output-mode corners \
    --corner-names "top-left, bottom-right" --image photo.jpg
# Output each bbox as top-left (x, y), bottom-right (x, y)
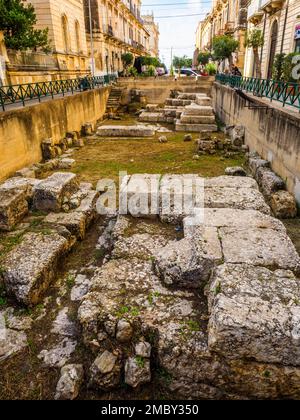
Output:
top-left (89, 350), bottom-right (121, 390)
top-left (204, 187), bottom-right (271, 214)
top-left (57, 158), bottom-right (76, 170)
top-left (231, 126), bottom-right (245, 147)
top-left (208, 263), bottom-right (300, 365)
top-left (38, 338), bottom-right (77, 368)
top-left (248, 158), bottom-right (270, 176)
top-left (2, 232), bottom-right (69, 305)
top-left (112, 233), bottom-right (169, 260)
top-left (51, 308), bottom-right (77, 338)
top-left (184, 208), bottom-right (285, 234)
top-left (0, 189), bottom-right (28, 231)
top-left (176, 122), bottom-right (218, 133)
top-left (75, 190), bottom-right (99, 225)
top-left (180, 115), bottom-right (216, 124)
top-left (225, 167), bottom-right (247, 177)
top-left (33, 173), bottom-right (79, 212)
top-left (116, 320), bottom-right (133, 343)
top-left (154, 229), bottom-right (222, 289)
top-left (271, 190), bottom-right (298, 219)
top-left (15, 167), bottom-right (36, 179)
top-left (256, 167), bottom-right (286, 198)
top-left (135, 342), bottom-right (151, 358)
top-left (96, 125), bottom-right (155, 137)
top-left (125, 357), bottom-right (151, 388)
top-left (45, 211), bottom-right (87, 240)
top-left (0, 177), bottom-right (39, 199)
top-left (55, 364), bottom-right (84, 400)
top-left (220, 227), bottom-right (300, 274)
top-left (205, 176), bottom-right (258, 190)
top-left (184, 134), bottom-right (193, 142)
top-left (0, 328), bottom-right (27, 363)
top-left (71, 274), bottom-right (92, 302)
top-left (184, 105), bottom-right (214, 116)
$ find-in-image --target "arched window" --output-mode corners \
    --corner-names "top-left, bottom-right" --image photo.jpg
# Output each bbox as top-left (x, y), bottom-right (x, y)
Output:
top-left (62, 15), bottom-right (69, 52)
top-left (75, 20), bottom-right (81, 53)
top-left (268, 20), bottom-right (279, 79)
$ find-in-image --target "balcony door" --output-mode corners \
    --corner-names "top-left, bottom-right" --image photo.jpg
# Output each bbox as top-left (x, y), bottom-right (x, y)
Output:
top-left (267, 20), bottom-right (278, 79)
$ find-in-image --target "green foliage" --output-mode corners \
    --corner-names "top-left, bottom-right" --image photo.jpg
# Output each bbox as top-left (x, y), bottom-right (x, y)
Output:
top-left (172, 55), bottom-right (192, 70)
top-left (0, 0), bottom-right (50, 51)
top-left (272, 53), bottom-right (286, 81)
top-left (244, 29), bottom-right (264, 50)
top-left (135, 356), bottom-right (145, 368)
top-left (212, 35), bottom-right (239, 62)
top-left (198, 52), bottom-right (211, 65)
top-left (121, 52), bottom-right (134, 68)
top-left (205, 62), bottom-right (217, 75)
top-left (143, 64), bottom-right (156, 77)
top-left (282, 53), bottom-right (299, 82)
top-left (140, 56), bottom-right (160, 67)
top-left (128, 66), bottom-right (138, 77)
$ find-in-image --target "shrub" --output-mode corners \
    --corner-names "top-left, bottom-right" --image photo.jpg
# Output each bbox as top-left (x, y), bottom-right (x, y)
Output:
top-left (272, 53), bottom-right (286, 81)
top-left (205, 63), bottom-right (217, 75)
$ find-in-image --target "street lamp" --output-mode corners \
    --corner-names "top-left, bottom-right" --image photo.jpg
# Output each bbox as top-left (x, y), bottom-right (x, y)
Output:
top-left (88, 0), bottom-right (95, 77)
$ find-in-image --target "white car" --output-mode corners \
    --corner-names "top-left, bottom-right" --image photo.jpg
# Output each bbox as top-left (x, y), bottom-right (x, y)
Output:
top-left (174, 68), bottom-right (199, 79)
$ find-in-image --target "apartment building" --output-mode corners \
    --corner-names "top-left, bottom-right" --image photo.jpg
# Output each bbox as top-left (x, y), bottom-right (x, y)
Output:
top-left (142, 14), bottom-right (160, 58)
top-left (245, 0), bottom-right (300, 78)
top-left (83, 0), bottom-right (151, 75)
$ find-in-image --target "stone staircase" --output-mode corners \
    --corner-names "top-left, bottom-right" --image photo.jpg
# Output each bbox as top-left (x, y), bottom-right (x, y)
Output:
top-left (106, 87), bottom-right (124, 112)
top-left (175, 93), bottom-right (218, 132)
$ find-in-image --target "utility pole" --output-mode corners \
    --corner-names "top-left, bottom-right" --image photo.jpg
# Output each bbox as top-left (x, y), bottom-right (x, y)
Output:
top-left (170, 47), bottom-right (174, 75)
top-left (88, 0), bottom-right (95, 77)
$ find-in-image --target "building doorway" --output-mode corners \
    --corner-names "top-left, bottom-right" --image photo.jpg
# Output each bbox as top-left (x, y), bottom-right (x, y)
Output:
top-left (267, 20), bottom-right (278, 79)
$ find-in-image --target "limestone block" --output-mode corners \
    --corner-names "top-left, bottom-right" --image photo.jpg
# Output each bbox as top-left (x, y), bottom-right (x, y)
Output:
top-left (271, 190), bottom-right (298, 219)
top-left (75, 190), bottom-right (99, 225)
top-left (219, 227), bottom-right (300, 274)
top-left (184, 208), bottom-right (285, 236)
top-left (55, 364), bottom-right (84, 400)
top-left (176, 122), bottom-right (218, 133)
top-left (44, 211), bottom-right (87, 240)
top-left (184, 105), bottom-right (214, 116)
top-left (225, 167), bottom-right (247, 177)
top-left (154, 228), bottom-right (222, 288)
top-left (248, 158), bottom-right (270, 176)
top-left (33, 172), bottom-right (79, 212)
top-left (256, 167), bottom-right (286, 198)
top-left (96, 125), bottom-right (155, 137)
top-left (125, 357), bottom-right (151, 388)
top-left (0, 177), bottom-right (40, 200)
top-left (89, 350), bottom-right (122, 390)
top-left (208, 263), bottom-right (300, 365)
top-left (124, 174), bottom-right (160, 219)
top-left (15, 167), bottom-right (36, 179)
top-left (205, 176), bottom-right (258, 190)
top-left (56, 158), bottom-right (76, 170)
top-left (195, 97), bottom-right (212, 106)
top-left (230, 126), bottom-right (245, 147)
top-left (180, 115), bottom-right (216, 124)
top-left (204, 187), bottom-right (271, 214)
top-left (2, 232), bottom-right (69, 305)
top-left (0, 189), bottom-right (28, 231)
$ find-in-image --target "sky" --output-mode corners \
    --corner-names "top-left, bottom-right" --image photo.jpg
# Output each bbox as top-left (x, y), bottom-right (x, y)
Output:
top-left (141, 0), bottom-right (213, 67)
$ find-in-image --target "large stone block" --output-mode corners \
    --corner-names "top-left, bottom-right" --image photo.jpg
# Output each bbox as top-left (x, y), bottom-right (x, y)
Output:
top-left (205, 176), bottom-right (258, 190)
top-left (271, 190), bottom-right (298, 219)
top-left (176, 122), bottom-right (218, 133)
top-left (219, 227), bottom-right (300, 273)
top-left (204, 187), bottom-right (271, 214)
top-left (0, 189), bottom-right (28, 231)
top-left (33, 173), bottom-right (79, 212)
top-left (208, 263), bottom-right (300, 365)
top-left (256, 167), bottom-right (286, 198)
top-left (44, 212), bottom-right (87, 240)
top-left (184, 105), bottom-right (214, 116)
top-left (180, 115), bottom-right (216, 124)
top-left (96, 125), bottom-right (155, 137)
top-left (1, 232), bottom-right (69, 305)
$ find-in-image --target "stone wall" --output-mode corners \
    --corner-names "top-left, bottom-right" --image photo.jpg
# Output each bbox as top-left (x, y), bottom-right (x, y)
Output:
top-left (117, 77), bottom-right (215, 105)
top-left (212, 82), bottom-right (300, 207)
top-left (0, 87), bottom-right (110, 182)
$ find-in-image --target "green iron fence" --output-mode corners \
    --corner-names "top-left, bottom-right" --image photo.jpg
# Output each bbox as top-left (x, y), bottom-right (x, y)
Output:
top-left (0, 74), bottom-right (117, 111)
top-left (216, 74), bottom-right (300, 111)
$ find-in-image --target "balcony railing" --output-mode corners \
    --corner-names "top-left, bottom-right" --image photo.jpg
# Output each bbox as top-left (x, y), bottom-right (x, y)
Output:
top-left (261, 0), bottom-right (284, 12)
top-left (216, 74), bottom-right (300, 110)
top-left (248, 0), bottom-right (264, 23)
top-left (0, 75), bottom-right (117, 111)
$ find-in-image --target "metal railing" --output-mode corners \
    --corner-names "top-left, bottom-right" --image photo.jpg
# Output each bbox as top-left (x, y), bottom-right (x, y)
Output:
top-left (216, 74), bottom-right (300, 110)
top-left (0, 74), bottom-right (117, 111)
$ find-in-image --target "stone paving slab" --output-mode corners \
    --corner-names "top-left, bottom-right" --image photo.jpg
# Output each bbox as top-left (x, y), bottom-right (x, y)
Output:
top-left (1, 232), bottom-right (69, 305)
top-left (33, 172), bottom-right (79, 212)
top-left (208, 264), bottom-right (300, 366)
top-left (0, 189), bottom-right (28, 231)
top-left (96, 125), bottom-right (155, 137)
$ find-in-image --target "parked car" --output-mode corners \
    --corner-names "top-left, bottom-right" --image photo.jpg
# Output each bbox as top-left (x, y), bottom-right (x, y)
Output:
top-left (156, 67), bottom-right (166, 76)
top-left (174, 68), bottom-right (200, 79)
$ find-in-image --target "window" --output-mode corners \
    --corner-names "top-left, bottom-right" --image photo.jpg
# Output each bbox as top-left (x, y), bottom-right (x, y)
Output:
top-left (75, 21), bottom-right (81, 53)
top-left (62, 15), bottom-right (69, 52)
top-left (295, 40), bottom-right (300, 53)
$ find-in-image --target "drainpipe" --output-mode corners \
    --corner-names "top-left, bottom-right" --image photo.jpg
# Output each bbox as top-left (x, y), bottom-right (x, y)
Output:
top-left (260, 12), bottom-right (267, 76)
top-left (280, 0), bottom-right (289, 54)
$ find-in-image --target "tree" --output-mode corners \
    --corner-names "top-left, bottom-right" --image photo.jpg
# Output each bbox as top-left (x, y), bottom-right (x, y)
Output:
top-left (172, 55), bottom-right (192, 74)
top-left (212, 35), bottom-right (239, 66)
top-left (198, 52), bottom-right (211, 66)
top-left (140, 56), bottom-right (160, 67)
top-left (272, 53), bottom-right (285, 81)
top-left (121, 53), bottom-right (133, 74)
top-left (244, 29), bottom-right (264, 79)
top-left (0, 0), bottom-right (50, 51)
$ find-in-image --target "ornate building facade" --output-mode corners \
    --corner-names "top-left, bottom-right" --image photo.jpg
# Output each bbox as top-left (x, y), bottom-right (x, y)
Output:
top-left (83, 0), bottom-right (151, 75)
top-left (142, 14), bottom-right (159, 58)
top-left (244, 0), bottom-right (300, 78)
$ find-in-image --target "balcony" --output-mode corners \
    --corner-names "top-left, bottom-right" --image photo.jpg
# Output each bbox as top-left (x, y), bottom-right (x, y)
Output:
top-left (247, 0), bottom-right (264, 24)
top-left (261, 0), bottom-right (284, 13)
top-left (225, 21), bottom-right (235, 34)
